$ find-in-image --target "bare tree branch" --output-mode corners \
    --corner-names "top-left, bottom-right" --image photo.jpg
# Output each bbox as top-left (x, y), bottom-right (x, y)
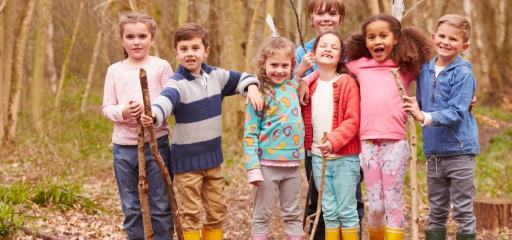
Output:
top-left (0, 0), bottom-right (7, 13)
top-left (403, 0), bottom-right (426, 20)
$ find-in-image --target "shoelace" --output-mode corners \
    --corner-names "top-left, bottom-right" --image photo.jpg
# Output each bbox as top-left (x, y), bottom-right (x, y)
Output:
top-left (428, 155), bottom-right (441, 174)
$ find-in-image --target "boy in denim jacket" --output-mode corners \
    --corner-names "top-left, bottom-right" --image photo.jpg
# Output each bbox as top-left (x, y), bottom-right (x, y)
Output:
top-left (403, 14), bottom-right (479, 240)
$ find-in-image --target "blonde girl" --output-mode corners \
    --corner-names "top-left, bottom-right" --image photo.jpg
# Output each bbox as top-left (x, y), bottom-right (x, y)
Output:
top-left (243, 36), bottom-right (305, 240)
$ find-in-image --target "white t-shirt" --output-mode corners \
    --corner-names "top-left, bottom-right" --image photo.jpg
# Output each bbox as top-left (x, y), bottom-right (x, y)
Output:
top-left (435, 66), bottom-right (445, 78)
top-left (311, 75), bottom-right (342, 158)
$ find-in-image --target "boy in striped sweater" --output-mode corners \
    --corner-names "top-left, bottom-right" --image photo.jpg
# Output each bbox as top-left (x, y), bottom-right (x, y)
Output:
top-left (141, 23), bottom-right (262, 240)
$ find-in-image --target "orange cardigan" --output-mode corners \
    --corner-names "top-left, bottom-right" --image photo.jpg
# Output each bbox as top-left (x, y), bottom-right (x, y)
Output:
top-left (301, 72), bottom-right (361, 155)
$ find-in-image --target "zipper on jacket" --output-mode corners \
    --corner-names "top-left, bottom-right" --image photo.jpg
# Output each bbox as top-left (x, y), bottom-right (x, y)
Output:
top-left (431, 71), bottom-right (439, 103)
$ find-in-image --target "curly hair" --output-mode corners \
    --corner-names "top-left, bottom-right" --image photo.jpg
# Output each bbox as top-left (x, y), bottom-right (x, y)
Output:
top-left (256, 37), bottom-right (297, 99)
top-left (346, 14), bottom-right (433, 75)
top-left (313, 31), bottom-right (354, 78)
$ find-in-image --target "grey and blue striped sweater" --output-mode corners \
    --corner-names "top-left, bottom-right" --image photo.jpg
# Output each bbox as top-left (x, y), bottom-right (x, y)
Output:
top-left (152, 63), bottom-right (259, 173)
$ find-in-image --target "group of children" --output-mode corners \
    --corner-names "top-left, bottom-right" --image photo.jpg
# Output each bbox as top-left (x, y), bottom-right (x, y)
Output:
top-left (102, 0), bottom-right (480, 240)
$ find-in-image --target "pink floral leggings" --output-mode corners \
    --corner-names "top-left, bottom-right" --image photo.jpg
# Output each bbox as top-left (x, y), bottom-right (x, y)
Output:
top-left (361, 139), bottom-right (409, 229)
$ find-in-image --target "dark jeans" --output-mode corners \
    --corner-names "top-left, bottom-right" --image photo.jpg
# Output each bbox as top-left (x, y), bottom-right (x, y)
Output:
top-left (113, 136), bottom-right (174, 240)
top-left (305, 152), bottom-right (364, 239)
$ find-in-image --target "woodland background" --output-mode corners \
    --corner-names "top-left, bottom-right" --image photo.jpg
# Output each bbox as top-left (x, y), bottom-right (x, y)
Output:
top-left (0, 0), bottom-right (511, 239)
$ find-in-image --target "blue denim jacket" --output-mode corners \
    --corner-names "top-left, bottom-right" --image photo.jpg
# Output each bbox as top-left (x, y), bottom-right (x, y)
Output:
top-left (417, 56), bottom-right (480, 157)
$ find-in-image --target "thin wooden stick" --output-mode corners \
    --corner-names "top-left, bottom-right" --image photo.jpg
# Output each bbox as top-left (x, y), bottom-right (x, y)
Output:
top-left (139, 69), bottom-right (184, 240)
top-left (137, 122), bottom-right (154, 239)
top-left (391, 68), bottom-right (418, 240)
top-left (289, 0), bottom-right (306, 51)
top-left (310, 132), bottom-right (328, 240)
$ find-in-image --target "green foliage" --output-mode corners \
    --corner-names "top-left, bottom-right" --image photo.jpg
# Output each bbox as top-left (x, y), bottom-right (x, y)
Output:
top-left (31, 181), bottom-right (100, 213)
top-left (476, 127), bottom-right (512, 198)
top-left (0, 180), bottom-right (102, 237)
top-left (0, 202), bottom-right (24, 238)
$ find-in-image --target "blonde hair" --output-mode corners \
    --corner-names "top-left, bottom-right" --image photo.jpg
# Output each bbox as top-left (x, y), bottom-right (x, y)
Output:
top-left (436, 14), bottom-right (471, 42)
top-left (307, 0), bottom-right (345, 20)
top-left (118, 12), bottom-right (157, 58)
top-left (257, 37), bottom-right (296, 98)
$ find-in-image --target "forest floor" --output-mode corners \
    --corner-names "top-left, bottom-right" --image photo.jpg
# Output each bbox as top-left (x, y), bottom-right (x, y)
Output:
top-left (10, 161), bottom-right (512, 240)
top-left (5, 107), bottom-right (512, 240)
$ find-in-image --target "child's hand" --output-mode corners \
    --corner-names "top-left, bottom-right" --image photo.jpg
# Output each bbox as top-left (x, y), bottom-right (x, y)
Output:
top-left (403, 96), bottom-right (424, 122)
top-left (122, 100), bottom-right (143, 120)
top-left (319, 141), bottom-right (332, 156)
top-left (250, 180), bottom-right (262, 187)
top-left (469, 96), bottom-right (476, 112)
top-left (246, 84), bottom-right (263, 111)
top-left (298, 80), bottom-right (310, 106)
top-left (140, 113), bottom-right (155, 128)
top-left (297, 52), bottom-right (315, 77)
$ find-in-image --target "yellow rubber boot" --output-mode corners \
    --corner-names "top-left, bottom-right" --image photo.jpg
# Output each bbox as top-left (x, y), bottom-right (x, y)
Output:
top-left (183, 230), bottom-right (201, 240)
top-left (368, 225), bottom-right (385, 240)
top-left (385, 227), bottom-right (404, 240)
top-left (325, 228), bottom-right (341, 240)
top-left (341, 227), bottom-right (360, 240)
top-left (202, 228), bottom-right (223, 240)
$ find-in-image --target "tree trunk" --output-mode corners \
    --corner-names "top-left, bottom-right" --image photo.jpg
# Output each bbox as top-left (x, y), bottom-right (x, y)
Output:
top-left (4, 0), bottom-right (36, 143)
top-left (379, 0), bottom-right (390, 14)
top-left (462, 0), bottom-right (472, 62)
top-left (244, 0), bottom-right (263, 73)
top-left (45, 13), bottom-right (58, 93)
top-left (0, 1), bottom-right (5, 138)
top-left (178, 0), bottom-right (188, 26)
top-left (53, 0), bottom-right (84, 109)
top-left (220, 0), bottom-right (245, 156)
top-left (474, 198), bottom-right (512, 231)
top-left (207, 0), bottom-right (221, 66)
top-left (1, 0), bottom-right (16, 142)
top-left (30, 0), bottom-right (50, 132)
top-left (477, 0), bottom-right (505, 103)
top-left (81, 29), bottom-right (103, 114)
top-left (367, 0), bottom-right (380, 15)
top-left (467, 0), bottom-right (489, 96)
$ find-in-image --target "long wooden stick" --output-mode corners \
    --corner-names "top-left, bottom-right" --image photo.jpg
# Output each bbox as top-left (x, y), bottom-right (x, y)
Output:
top-left (139, 69), bottom-right (184, 240)
top-left (391, 68), bottom-right (418, 239)
top-left (310, 132), bottom-right (328, 240)
top-left (137, 122), bottom-right (154, 239)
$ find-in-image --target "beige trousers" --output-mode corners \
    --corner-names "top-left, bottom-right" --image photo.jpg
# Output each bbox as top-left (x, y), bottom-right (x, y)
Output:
top-left (174, 165), bottom-right (226, 231)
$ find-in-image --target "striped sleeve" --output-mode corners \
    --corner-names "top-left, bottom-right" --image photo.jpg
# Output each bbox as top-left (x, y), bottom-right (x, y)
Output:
top-left (152, 80), bottom-right (181, 127)
top-left (216, 68), bottom-right (259, 97)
